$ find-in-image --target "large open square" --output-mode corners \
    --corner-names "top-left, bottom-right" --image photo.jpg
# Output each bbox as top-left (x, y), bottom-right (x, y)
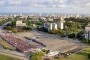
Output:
top-left (16, 30), bottom-right (85, 52)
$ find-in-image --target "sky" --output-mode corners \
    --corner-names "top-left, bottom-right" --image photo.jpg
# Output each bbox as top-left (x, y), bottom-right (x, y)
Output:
top-left (0, 0), bottom-right (90, 14)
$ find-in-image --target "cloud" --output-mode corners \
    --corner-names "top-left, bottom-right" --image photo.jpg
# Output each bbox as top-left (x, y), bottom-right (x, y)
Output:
top-left (8, 0), bottom-right (21, 5)
top-left (70, 0), bottom-right (90, 8)
top-left (30, 3), bottom-right (42, 7)
top-left (1, 0), bottom-right (89, 8)
top-left (85, 2), bottom-right (90, 7)
top-left (0, 1), bottom-right (5, 5)
top-left (0, 0), bottom-right (90, 14)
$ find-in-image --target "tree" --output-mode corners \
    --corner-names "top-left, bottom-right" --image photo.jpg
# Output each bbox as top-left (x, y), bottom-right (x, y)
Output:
top-left (42, 49), bottom-right (49, 54)
top-left (77, 30), bottom-right (85, 40)
top-left (30, 51), bottom-right (44, 60)
top-left (88, 54), bottom-right (90, 59)
top-left (37, 27), bottom-right (48, 32)
top-left (22, 27), bottom-right (32, 30)
top-left (36, 21), bottom-right (44, 25)
top-left (4, 26), bottom-right (13, 30)
top-left (68, 33), bottom-right (75, 38)
top-left (11, 21), bottom-right (16, 27)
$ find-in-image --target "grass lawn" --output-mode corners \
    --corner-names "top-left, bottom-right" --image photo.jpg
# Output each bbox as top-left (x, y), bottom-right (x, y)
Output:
top-left (53, 54), bottom-right (88, 60)
top-left (53, 48), bottom-right (90, 60)
top-left (83, 48), bottom-right (90, 52)
top-left (0, 54), bottom-right (21, 60)
top-left (68, 54), bottom-right (88, 60)
top-left (0, 37), bottom-right (15, 50)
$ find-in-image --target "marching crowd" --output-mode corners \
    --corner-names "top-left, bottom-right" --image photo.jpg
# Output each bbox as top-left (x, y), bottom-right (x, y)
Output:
top-left (0, 29), bottom-right (36, 53)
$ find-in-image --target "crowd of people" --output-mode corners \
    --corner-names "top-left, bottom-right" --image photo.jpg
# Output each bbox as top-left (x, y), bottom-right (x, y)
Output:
top-left (25, 37), bottom-right (46, 47)
top-left (0, 29), bottom-right (36, 53)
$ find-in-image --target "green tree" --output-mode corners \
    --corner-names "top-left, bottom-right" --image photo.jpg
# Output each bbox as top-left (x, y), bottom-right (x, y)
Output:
top-left (88, 54), bottom-right (90, 59)
top-left (31, 51), bottom-right (44, 60)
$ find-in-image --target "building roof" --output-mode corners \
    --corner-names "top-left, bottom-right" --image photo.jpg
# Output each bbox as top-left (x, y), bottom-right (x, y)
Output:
top-left (16, 23), bottom-right (26, 27)
top-left (16, 20), bottom-right (26, 27)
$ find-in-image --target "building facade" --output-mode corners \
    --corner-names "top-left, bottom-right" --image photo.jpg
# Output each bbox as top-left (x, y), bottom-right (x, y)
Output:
top-left (16, 20), bottom-right (26, 29)
top-left (52, 23), bottom-right (57, 30)
top-left (57, 21), bottom-right (64, 29)
top-left (85, 27), bottom-right (90, 40)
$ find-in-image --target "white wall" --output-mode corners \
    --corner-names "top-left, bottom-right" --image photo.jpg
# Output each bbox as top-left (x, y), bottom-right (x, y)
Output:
top-left (85, 27), bottom-right (90, 40)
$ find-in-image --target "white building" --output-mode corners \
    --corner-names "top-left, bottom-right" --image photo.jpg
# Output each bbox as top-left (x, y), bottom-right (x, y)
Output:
top-left (85, 27), bottom-right (90, 40)
top-left (47, 18), bottom-right (53, 22)
top-left (44, 21), bottom-right (64, 31)
top-left (60, 22), bottom-right (64, 29)
top-left (49, 23), bottom-right (53, 30)
top-left (16, 20), bottom-right (26, 29)
top-left (13, 14), bottom-right (17, 17)
top-left (61, 16), bottom-right (65, 21)
top-left (56, 17), bottom-right (65, 29)
top-left (52, 23), bottom-right (57, 30)
top-left (76, 14), bottom-right (80, 18)
top-left (44, 17), bottom-right (65, 31)
top-left (57, 21), bottom-right (64, 29)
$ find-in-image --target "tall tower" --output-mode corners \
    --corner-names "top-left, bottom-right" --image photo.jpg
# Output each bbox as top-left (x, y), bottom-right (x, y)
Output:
top-left (76, 14), bottom-right (80, 18)
top-left (49, 23), bottom-right (53, 30)
top-left (39, 13), bottom-right (41, 16)
top-left (57, 17), bottom-right (65, 29)
top-left (52, 23), bottom-right (57, 30)
top-left (57, 21), bottom-right (64, 29)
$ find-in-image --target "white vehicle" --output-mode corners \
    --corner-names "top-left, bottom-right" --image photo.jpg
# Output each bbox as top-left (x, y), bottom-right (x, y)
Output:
top-left (47, 51), bottom-right (59, 56)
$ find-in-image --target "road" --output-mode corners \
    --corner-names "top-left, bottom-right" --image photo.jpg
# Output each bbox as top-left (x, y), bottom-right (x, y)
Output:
top-left (0, 49), bottom-right (28, 60)
top-left (0, 21), bottom-right (11, 29)
top-left (0, 49), bottom-right (29, 60)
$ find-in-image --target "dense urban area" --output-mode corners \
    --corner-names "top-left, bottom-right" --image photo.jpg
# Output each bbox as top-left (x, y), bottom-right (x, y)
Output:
top-left (0, 14), bottom-right (90, 60)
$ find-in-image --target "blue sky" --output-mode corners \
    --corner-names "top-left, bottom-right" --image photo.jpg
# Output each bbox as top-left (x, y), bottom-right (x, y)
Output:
top-left (0, 0), bottom-right (90, 14)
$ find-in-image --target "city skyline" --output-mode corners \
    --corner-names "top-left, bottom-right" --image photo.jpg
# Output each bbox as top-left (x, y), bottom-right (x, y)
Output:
top-left (0, 0), bottom-right (90, 14)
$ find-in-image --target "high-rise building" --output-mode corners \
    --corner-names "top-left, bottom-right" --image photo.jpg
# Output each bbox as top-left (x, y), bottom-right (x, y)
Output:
top-left (13, 14), bottom-right (17, 17)
top-left (44, 17), bottom-right (65, 31)
top-left (49, 23), bottom-right (53, 30)
top-left (56, 17), bottom-right (64, 29)
top-left (76, 14), bottom-right (80, 18)
top-left (44, 23), bottom-right (52, 30)
top-left (85, 27), bottom-right (90, 40)
top-left (52, 23), bottom-right (57, 30)
top-left (57, 21), bottom-right (64, 29)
